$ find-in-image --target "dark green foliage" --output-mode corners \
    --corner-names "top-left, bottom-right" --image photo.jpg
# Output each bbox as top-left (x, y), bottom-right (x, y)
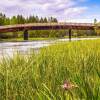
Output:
top-left (48, 17), bottom-right (58, 23)
top-left (0, 13), bottom-right (6, 25)
top-left (0, 13), bottom-right (58, 25)
top-left (10, 16), bottom-right (18, 25)
top-left (17, 15), bottom-right (25, 24)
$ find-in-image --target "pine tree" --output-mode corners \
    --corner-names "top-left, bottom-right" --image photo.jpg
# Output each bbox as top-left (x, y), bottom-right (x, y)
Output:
top-left (35, 16), bottom-right (39, 23)
top-left (94, 18), bottom-right (97, 25)
top-left (44, 17), bottom-right (48, 23)
top-left (0, 13), bottom-right (5, 25)
top-left (4, 18), bottom-right (10, 25)
top-left (0, 12), bottom-right (58, 25)
top-left (10, 16), bottom-right (18, 25)
top-left (17, 15), bottom-right (25, 24)
top-left (40, 17), bottom-right (44, 23)
top-left (53, 18), bottom-right (58, 23)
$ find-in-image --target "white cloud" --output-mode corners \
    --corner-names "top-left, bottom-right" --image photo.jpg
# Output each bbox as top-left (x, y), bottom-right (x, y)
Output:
top-left (64, 7), bottom-right (88, 15)
top-left (65, 19), bottom-right (93, 23)
top-left (0, 0), bottom-right (89, 22)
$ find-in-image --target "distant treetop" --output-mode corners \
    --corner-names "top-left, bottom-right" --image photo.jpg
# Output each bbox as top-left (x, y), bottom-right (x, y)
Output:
top-left (0, 13), bottom-right (58, 26)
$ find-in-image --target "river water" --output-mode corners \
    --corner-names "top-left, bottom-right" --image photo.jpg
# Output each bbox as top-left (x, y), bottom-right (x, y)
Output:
top-left (0, 38), bottom-right (99, 58)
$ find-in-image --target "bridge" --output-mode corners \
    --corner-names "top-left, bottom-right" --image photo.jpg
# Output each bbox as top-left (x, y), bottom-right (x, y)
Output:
top-left (0, 23), bottom-right (98, 41)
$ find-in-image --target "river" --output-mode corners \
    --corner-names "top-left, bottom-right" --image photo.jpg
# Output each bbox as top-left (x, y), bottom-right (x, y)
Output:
top-left (0, 38), bottom-right (99, 58)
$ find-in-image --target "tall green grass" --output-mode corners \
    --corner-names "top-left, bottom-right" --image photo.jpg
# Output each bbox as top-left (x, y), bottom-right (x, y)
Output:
top-left (0, 40), bottom-right (100, 100)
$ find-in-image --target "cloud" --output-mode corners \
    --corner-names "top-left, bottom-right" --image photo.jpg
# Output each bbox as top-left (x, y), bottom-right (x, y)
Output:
top-left (64, 7), bottom-right (88, 16)
top-left (0, 0), bottom-right (88, 21)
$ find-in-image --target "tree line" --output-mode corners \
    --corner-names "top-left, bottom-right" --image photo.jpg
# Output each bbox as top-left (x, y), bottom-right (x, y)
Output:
top-left (0, 13), bottom-right (58, 25)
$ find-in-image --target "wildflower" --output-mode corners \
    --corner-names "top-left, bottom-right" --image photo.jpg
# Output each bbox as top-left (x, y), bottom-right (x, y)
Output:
top-left (61, 81), bottom-right (78, 90)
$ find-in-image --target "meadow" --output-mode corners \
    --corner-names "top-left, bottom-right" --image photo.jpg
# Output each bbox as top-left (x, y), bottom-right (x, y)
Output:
top-left (0, 40), bottom-right (100, 100)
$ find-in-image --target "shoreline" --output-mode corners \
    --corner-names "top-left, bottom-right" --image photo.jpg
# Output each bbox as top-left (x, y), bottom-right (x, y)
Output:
top-left (0, 36), bottom-right (100, 43)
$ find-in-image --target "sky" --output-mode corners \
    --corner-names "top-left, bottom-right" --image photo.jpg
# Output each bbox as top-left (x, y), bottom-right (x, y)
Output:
top-left (0, 0), bottom-right (100, 23)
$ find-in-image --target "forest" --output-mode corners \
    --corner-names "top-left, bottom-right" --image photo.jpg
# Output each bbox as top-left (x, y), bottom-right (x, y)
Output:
top-left (0, 13), bottom-right (58, 25)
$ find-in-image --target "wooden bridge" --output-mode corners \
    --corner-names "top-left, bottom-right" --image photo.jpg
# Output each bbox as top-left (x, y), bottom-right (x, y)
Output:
top-left (0, 23), bottom-right (98, 40)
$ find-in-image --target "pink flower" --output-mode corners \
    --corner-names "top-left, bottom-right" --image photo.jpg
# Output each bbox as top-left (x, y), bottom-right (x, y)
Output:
top-left (61, 81), bottom-right (78, 90)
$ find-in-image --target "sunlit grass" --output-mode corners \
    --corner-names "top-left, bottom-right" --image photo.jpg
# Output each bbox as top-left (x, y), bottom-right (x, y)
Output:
top-left (0, 40), bottom-right (100, 100)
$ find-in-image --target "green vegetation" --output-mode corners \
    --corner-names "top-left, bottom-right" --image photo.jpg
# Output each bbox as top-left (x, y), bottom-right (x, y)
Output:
top-left (0, 13), bottom-right (58, 25)
top-left (0, 29), bottom-right (98, 41)
top-left (0, 37), bottom-right (57, 42)
top-left (0, 30), bottom-right (67, 40)
top-left (0, 36), bottom-right (99, 42)
top-left (0, 40), bottom-right (100, 100)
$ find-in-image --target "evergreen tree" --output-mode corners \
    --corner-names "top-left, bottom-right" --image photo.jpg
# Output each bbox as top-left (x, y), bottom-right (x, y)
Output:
top-left (35, 16), bottom-right (39, 23)
top-left (0, 13), bottom-right (5, 25)
top-left (40, 17), bottom-right (44, 23)
top-left (44, 17), bottom-right (48, 23)
top-left (48, 17), bottom-right (58, 23)
top-left (17, 15), bottom-right (25, 24)
top-left (4, 18), bottom-right (10, 25)
top-left (28, 15), bottom-right (37, 23)
top-left (10, 16), bottom-right (18, 25)
top-left (32, 15), bottom-right (37, 23)
top-left (94, 18), bottom-right (97, 24)
top-left (53, 18), bottom-right (58, 23)
top-left (0, 12), bottom-right (58, 25)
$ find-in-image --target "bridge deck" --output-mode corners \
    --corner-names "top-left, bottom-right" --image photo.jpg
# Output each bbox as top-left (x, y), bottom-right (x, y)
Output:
top-left (0, 23), bottom-right (97, 33)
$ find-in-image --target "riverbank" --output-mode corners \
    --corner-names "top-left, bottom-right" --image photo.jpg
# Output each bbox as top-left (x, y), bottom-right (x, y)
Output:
top-left (0, 37), bottom-right (57, 42)
top-left (0, 36), bottom-right (100, 42)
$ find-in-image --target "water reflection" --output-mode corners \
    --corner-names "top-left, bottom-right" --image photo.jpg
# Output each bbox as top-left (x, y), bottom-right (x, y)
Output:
top-left (0, 38), bottom-right (99, 58)
top-left (0, 40), bottom-right (55, 58)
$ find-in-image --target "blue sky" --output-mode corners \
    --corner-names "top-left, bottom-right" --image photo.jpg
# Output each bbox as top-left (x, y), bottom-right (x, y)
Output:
top-left (0, 0), bottom-right (100, 23)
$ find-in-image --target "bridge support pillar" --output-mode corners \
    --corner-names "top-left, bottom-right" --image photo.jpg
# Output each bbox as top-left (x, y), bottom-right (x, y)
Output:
top-left (24, 29), bottom-right (28, 40)
top-left (69, 29), bottom-right (72, 42)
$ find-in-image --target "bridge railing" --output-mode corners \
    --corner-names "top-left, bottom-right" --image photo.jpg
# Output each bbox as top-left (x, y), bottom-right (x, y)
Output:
top-left (0, 22), bottom-right (95, 29)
